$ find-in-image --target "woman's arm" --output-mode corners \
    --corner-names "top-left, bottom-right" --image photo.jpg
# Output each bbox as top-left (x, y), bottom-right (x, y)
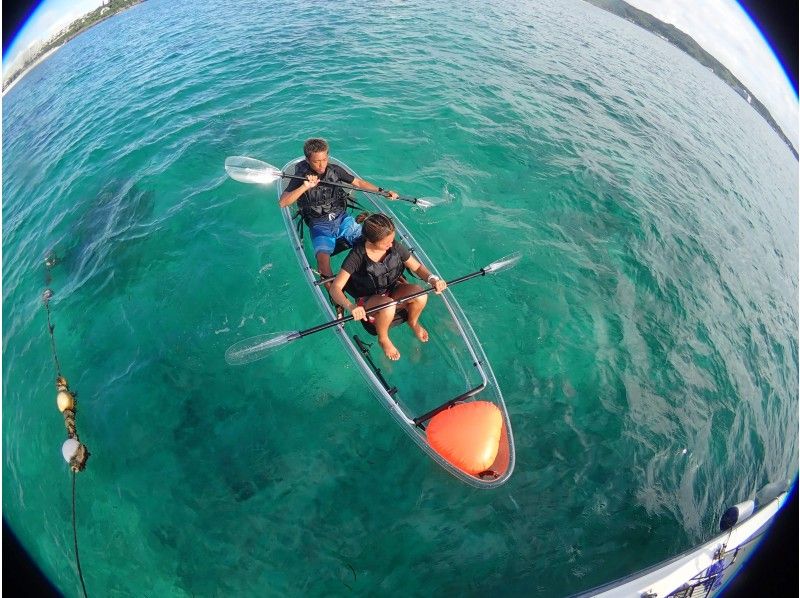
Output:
top-left (330, 270), bottom-right (366, 320)
top-left (406, 256), bottom-right (447, 294)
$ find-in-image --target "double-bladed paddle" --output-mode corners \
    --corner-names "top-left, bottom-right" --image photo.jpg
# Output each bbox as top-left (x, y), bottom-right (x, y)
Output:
top-left (225, 252), bottom-right (522, 365)
top-left (224, 156), bottom-right (444, 209)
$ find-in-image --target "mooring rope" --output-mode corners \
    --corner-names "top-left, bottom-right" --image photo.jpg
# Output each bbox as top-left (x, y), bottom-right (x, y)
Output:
top-left (42, 290), bottom-right (62, 377)
top-left (43, 260), bottom-right (90, 598)
top-left (72, 472), bottom-right (88, 598)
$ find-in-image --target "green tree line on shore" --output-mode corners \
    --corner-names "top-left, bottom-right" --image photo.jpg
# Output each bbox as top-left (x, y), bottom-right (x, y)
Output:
top-left (4, 0), bottom-right (144, 91)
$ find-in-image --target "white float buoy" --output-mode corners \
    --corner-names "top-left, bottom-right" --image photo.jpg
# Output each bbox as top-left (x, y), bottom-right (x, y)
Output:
top-left (62, 438), bottom-right (80, 463)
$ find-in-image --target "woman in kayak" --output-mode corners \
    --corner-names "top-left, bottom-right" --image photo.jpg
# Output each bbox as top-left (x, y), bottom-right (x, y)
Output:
top-left (330, 213), bottom-right (447, 361)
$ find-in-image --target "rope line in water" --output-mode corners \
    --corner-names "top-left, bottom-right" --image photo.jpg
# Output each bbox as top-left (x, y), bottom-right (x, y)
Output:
top-left (43, 290), bottom-right (62, 376)
top-left (43, 258), bottom-right (90, 597)
top-left (72, 472), bottom-right (88, 598)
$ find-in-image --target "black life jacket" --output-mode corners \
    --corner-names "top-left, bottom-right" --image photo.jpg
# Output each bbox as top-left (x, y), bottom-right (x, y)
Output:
top-left (345, 241), bottom-right (407, 298)
top-left (294, 161), bottom-right (349, 224)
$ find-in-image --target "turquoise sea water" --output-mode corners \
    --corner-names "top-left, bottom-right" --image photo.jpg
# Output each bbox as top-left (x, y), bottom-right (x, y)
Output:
top-left (2, 0), bottom-right (797, 595)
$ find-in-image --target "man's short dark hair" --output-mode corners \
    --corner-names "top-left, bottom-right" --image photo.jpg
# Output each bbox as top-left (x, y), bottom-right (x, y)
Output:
top-left (304, 138), bottom-right (329, 158)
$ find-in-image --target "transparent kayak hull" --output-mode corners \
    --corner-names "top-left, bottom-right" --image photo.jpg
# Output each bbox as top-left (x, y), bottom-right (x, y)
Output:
top-left (279, 157), bottom-right (515, 487)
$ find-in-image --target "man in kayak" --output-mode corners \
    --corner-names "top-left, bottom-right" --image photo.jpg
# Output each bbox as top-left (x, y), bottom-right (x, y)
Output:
top-left (329, 213), bottom-right (447, 361)
top-left (279, 138), bottom-right (399, 289)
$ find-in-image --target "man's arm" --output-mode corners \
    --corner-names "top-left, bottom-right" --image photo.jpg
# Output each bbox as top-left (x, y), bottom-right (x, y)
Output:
top-left (279, 175), bottom-right (319, 208)
top-left (350, 177), bottom-right (399, 200)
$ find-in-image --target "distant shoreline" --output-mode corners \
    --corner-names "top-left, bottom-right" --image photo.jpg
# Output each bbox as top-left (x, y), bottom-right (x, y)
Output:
top-left (583, 0), bottom-right (798, 160)
top-left (2, 0), bottom-right (144, 95)
top-left (2, 45), bottom-right (63, 96)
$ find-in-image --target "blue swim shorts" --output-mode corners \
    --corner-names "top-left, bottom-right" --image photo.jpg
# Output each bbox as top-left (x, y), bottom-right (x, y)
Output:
top-left (310, 214), bottom-right (362, 255)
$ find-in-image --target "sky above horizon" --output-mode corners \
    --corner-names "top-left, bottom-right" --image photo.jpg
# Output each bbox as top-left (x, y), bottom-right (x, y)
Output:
top-left (3, 0), bottom-right (105, 69)
top-left (3, 0), bottom-right (798, 140)
top-left (625, 0), bottom-right (798, 142)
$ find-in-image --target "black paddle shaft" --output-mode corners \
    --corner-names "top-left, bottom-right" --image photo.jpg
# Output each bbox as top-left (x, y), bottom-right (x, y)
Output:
top-left (296, 269), bottom-right (488, 339)
top-left (280, 173), bottom-right (418, 204)
top-left (281, 173), bottom-right (385, 196)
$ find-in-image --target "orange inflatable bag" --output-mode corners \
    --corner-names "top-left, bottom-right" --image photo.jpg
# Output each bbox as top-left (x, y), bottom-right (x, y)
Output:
top-left (426, 401), bottom-right (503, 475)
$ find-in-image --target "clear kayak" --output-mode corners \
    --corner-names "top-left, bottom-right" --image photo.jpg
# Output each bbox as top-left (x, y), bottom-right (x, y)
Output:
top-left (279, 156), bottom-right (515, 487)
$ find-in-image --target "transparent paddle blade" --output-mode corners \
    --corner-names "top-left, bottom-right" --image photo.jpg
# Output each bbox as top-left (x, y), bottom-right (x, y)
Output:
top-left (482, 251), bottom-right (522, 275)
top-left (413, 196), bottom-right (446, 209)
top-left (225, 156), bottom-right (283, 185)
top-left (225, 331), bottom-right (300, 365)
top-left (398, 195), bottom-right (445, 209)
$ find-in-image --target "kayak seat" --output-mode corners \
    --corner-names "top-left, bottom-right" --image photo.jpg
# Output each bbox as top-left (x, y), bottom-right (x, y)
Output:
top-left (360, 308), bottom-right (408, 336)
top-left (356, 273), bottom-right (414, 336)
top-left (331, 237), bottom-right (352, 257)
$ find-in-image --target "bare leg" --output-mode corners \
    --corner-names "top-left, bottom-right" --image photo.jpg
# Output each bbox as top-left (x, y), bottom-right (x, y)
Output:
top-left (316, 251), bottom-right (343, 316)
top-left (391, 283), bottom-right (429, 342)
top-left (316, 251), bottom-right (334, 286)
top-left (365, 295), bottom-right (400, 360)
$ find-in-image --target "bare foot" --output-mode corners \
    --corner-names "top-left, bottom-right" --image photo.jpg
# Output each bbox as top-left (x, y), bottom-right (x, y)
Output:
top-left (409, 322), bottom-right (429, 342)
top-left (378, 337), bottom-right (401, 361)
